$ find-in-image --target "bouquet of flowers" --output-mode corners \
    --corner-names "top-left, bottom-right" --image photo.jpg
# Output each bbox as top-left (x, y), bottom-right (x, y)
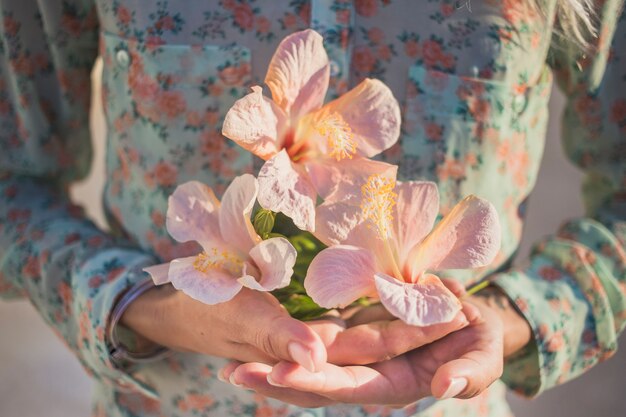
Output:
top-left (145, 30), bottom-right (501, 327)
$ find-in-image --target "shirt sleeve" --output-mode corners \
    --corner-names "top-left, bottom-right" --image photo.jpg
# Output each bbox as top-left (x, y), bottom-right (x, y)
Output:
top-left (494, 0), bottom-right (626, 397)
top-left (0, 1), bottom-right (159, 397)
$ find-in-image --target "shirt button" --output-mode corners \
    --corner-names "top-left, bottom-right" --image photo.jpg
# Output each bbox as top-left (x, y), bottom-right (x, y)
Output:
top-left (116, 49), bottom-right (131, 68)
top-left (329, 59), bottom-right (341, 77)
top-left (512, 93), bottom-right (527, 114)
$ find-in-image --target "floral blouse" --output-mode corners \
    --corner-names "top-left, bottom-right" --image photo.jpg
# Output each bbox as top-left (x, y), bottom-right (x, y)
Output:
top-left (1, 1), bottom-right (625, 417)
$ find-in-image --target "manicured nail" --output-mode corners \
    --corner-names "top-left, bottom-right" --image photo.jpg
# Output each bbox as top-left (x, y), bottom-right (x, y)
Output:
top-left (217, 368), bottom-right (227, 383)
top-left (229, 374), bottom-right (245, 389)
top-left (439, 377), bottom-right (468, 400)
top-left (288, 341), bottom-right (316, 372)
top-left (266, 374), bottom-right (287, 388)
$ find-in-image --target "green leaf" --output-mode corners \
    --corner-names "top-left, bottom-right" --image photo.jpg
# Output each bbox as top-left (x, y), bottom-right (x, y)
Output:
top-left (280, 293), bottom-right (330, 321)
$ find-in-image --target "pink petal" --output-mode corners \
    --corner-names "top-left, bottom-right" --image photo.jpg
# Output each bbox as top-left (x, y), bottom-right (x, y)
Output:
top-left (143, 263), bottom-right (171, 285)
top-left (166, 181), bottom-right (222, 246)
top-left (409, 196), bottom-right (502, 279)
top-left (239, 237), bottom-right (296, 291)
top-left (374, 272), bottom-right (461, 326)
top-left (394, 181), bottom-right (439, 263)
top-left (265, 29), bottom-right (329, 119)
top-left (257, 149), bottom-right (317, 232)
top-left (314, 201), bottom-right (366, 247)
top-left (305, 245), bottom-right (377, 308)
top-left (314, 200), bottom-right (401, 275)
top-left (313, 78), bottom-right (400, 158)
top-left (168, 256), bottom-right (243, 305)
top-left (222, 86), bottom-right (287, 160)
top-left (305, 157), bottom-right (397, 204)
top-left (219, 174), bottom-right (261, 254)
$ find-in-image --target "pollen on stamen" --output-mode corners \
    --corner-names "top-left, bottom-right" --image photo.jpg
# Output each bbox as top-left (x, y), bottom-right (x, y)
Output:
top-left (193, 247), bottom-right (244, 276)
top-left (316, 112), bottom-right (357, 161)
top-left (360, 174), bottom-right (397, 239)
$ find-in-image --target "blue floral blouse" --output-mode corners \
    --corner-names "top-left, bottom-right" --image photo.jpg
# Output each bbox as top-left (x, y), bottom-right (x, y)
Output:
top-left (0, 1), bottom-right (625, 417)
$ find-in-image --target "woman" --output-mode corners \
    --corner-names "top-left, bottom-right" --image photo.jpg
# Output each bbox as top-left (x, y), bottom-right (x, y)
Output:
top-left (1, 1), bottom-right (624, 416)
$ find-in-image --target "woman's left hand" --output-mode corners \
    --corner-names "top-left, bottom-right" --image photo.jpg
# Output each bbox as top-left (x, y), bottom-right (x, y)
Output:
top-left (221, 286), bottom-right (531, 408)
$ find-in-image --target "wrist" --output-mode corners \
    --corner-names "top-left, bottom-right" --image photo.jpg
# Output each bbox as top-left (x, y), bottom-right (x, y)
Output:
top-left (471, 285), bottom-right (532, 357)
top-left (120, 283), bottom-right (180, 350)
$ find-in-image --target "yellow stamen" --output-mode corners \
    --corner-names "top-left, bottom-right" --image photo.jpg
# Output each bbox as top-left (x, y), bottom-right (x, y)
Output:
top-left (316, 112), bottom-right (357, 161)
top-left (360, 174), bottom-right (397, 239)
top-left (193, 247), bottom-right (244, 276)
top-left (360, 174), bottom-right (404, 281)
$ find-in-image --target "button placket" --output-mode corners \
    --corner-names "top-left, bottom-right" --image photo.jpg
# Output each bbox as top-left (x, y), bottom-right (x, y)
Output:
top-left (511, 90), bottom-right (529, 118)
top-left (116, 49), bottom-right (131, 68)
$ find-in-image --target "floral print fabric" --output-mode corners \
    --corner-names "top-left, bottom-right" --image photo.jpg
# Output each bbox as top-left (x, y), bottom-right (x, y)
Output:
top-left (0, 1), bottom-right (625, 416)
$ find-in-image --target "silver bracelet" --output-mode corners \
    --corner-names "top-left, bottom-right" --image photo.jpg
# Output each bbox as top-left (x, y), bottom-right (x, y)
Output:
top-left (108, 276), bottom-right (170, 365)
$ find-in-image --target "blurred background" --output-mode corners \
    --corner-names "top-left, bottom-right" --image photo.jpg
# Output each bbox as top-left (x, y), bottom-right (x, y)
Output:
top-left (1, 60), bottom-right (625, 417)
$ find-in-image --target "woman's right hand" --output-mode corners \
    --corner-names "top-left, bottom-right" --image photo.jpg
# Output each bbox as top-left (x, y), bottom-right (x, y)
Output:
top-left (120, 285), bottom-right (327, 372)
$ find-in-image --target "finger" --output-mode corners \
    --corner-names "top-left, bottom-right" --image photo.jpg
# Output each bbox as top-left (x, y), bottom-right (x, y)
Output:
top-left (440, 278), bottom-right (466, 298)
top-left (431, 353), bottom-right (503, 400)
top-left (346, 304), bottom-right (395, 325)
top-left (460, 301), bottom-right (482, 324)
top-left (220, 342), bottom-right (277, 364)
top-left (323, 312), bottom-right (469, 365)
top-left (431, 318), bottom-right (503, 400)
top-left (228, 362), bottom-right (335, 408)
top-left (218, 361), bottom-right (242, 383)
top-left (234, 290), bottom-right (328, 371)
top-left (269, 357), bottom-right (423, 405)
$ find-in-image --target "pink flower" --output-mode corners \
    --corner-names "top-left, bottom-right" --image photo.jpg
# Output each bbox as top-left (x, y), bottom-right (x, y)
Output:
top-left (305, 177), bottom-right (501, 326)
top-left (144, 175), bottom-right (296, 305)
top-left (222, 30), bottom-right (401, 231)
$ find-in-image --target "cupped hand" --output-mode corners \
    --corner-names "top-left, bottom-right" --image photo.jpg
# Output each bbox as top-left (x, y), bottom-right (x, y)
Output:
top-left (306, 278), bottom-right (470, 366)
top-left (223, 298), bottom-right (504, 408)
top-left (120, 285), bottom-right (327, 371)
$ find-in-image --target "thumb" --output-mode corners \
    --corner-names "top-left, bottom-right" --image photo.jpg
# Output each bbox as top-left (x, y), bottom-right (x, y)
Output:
top-left (430, 317), bottom-right (503, 399)
top-left (237, 291), bottom-right (327, 372)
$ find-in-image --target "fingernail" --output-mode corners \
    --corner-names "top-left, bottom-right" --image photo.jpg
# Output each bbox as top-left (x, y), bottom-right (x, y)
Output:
top-left (439, 377), bottom-right (467, 400)
top-left (266, 374), bottom-right (287, 388)
top-left (217, 369), bottom-right (227, 383)
top-left (229, 374), bottom-right (245, 389)
top-left (288, 341), bottom-right (316, 372)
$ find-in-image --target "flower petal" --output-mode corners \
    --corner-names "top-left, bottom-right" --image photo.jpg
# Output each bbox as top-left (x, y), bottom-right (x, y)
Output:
top-left (238, 237), bottom-right (296, 291)
top-left (168, 256), bottom-right (243, 305)
top-left (257, 149), bottom-right (317, 231)
top-left (374, 272), bottom-right (461, 326)
top-left (265, 29), bottom-right (329, 119)
top-left (222, 86), bottom-right (287, 160)
top-left (312, 78), bottom-right (400, 158)
top-left (219, 174), bottom-right (261, 254)
top-left (305, 157), bottom-right (397, 204)
top-left (394, 181), bottom-right (439, 263)
top-left (314, 201), bottom-right (366, 246)
top-left (409, 195), bottom-right (502, 279)
top-left (305, 245), bottom-right (377, 308)
top-left (166, 181), bottom-right (222, 245)
top-left (143, 263), bottom-right (171, 285)
top-left (314, 200), bottom-right (401, 274)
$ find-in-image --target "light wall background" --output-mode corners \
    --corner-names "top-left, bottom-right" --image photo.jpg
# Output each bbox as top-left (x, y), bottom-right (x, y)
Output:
top-left (1, 60), bottom-right (625, 417)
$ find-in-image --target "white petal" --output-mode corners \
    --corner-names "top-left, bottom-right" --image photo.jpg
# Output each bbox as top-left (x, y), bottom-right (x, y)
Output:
top-left (257, 150), bottom-right (317, 231)
top-left (305, 245), bottom-right (377, 308)
top-left (168, 256), bottom-right (243, 305)
top-left (241, 237), bottom-right (297, 291)
top-left (219, 174), bottom-right (261, 254)
top-left (374, 272), bottom-right (461, 326)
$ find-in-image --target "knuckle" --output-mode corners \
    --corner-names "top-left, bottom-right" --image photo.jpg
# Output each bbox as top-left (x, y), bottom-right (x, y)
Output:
top-left (379, 323), bottom-right (404, 361)
top-left (252, 315), bottom-right (289, 358)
